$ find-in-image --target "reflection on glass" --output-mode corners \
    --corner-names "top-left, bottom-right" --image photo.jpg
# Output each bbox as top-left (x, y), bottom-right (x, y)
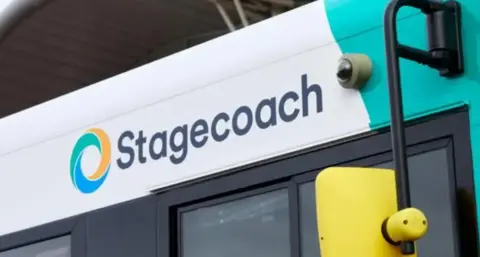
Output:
top-left (299, 148), bottom-right (455, 257)
top-left (182, 189), bottom-right (290, 257)
top-left (0, 235), bottom-right (70, 257)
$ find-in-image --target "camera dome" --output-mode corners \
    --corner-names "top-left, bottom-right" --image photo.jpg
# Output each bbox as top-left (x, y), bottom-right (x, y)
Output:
top-left (336, 54), bottom-right (372, 90)
top-left (336, 59), bottom-right (353, 83)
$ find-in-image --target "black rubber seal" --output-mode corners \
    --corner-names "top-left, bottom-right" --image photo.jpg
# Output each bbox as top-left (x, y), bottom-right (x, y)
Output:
top-left (382, 218), bottom-right (401, 246)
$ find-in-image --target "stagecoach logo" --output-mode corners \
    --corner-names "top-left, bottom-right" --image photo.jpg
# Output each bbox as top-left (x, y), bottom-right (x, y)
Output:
top-left (67, 74), bottom-right (324, 194)
top-left (69, 128), bottom-right (112, 194)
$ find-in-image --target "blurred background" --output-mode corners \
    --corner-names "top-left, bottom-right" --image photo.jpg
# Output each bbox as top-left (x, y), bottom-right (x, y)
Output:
top-left (0, 0), bottom-right (315, 117)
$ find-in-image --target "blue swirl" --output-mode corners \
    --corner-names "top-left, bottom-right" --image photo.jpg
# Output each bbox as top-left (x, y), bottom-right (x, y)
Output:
top-left (72, 151), bottom-right (110, 194)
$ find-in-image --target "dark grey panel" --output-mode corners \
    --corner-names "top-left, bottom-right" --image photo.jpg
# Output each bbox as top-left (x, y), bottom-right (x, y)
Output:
top-left (86, 196), bottom-right (157, 257)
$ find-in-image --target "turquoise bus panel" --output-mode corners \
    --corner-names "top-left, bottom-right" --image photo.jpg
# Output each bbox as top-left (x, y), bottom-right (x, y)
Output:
top-left (325, 0), bottom-right (480, 231)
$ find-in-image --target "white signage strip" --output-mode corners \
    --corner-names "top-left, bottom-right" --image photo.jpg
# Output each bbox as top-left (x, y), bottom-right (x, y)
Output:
top-left (0, 1), bottom-right (370, 236)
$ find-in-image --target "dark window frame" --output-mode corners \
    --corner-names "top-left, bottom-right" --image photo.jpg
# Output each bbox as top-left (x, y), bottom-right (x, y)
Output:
top-left (157, 108), bottom-right (478, 257)
top-left (0, 215), bottom-right (86, 257)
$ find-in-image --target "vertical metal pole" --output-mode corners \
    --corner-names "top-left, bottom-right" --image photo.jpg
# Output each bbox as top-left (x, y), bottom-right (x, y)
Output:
top-left (384, 0), bottom-right (414, 253)
top-left (384, 0), bottom-right (462, 254)
top-left (384, 0), bottom-right (412, 212)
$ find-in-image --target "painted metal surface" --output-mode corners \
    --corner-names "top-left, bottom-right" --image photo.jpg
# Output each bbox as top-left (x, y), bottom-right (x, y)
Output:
top-left (0, 0), bottom-right (478, 237)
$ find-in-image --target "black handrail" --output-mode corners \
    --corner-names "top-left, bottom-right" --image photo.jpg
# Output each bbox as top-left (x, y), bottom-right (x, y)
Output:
top-left (383, 0), bottom-right (463, 254)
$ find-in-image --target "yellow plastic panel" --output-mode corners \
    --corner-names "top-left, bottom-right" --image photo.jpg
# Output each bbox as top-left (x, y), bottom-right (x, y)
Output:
top-left (315, 167), bottom-right (403, 257)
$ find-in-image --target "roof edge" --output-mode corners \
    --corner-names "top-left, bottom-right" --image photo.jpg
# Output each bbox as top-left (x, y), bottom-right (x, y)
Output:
top-left (0, 0), bottom-right (51, 44)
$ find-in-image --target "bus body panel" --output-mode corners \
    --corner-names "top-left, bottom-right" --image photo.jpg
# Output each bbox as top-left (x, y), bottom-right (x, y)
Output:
top-left (0, 0), bottom-right (478, 239)
top-left (0, 1), bottom-right (373, 236)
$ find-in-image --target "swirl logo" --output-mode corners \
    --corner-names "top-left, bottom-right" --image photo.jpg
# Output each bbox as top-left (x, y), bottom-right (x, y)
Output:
top-left (70, 128), bottom-right (112, 194)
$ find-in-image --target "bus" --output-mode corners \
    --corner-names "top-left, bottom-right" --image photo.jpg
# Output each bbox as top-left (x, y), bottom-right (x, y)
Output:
top-left (0, 0), bottom-right (477, 257)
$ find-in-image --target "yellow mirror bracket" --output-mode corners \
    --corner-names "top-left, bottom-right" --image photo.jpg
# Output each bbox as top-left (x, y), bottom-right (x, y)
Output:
top-left (382, 208), bottom-right (428, 245)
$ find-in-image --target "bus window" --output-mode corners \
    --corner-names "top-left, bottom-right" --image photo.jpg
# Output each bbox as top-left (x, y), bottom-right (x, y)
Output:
top-left (300, 147), bottom-right (455, 257)
top-left (180, 189), bottom-right (290, 257)
top-left (0, 235), bottom-right (70, 257)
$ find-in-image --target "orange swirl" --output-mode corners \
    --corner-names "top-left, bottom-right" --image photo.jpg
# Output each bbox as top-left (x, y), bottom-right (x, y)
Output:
top-left (87, 128), bottom-right (112, 180)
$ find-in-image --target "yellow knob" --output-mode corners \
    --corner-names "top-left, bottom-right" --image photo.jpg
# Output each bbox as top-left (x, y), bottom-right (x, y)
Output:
top-left (384, 208), bottom-right (428, 243)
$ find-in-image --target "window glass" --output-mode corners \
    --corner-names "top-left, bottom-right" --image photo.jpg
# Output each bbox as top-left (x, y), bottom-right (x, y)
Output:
top-left (299, 148), bottom-right (455, 257)
top-left (181, 189), bottom-right (290, 257)
top-left (0, 235), bottom-right (70, 257)
top-left (375, 148), bottom-right (455, 257)
top-left (299, 182), bottom-right (319, 257)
